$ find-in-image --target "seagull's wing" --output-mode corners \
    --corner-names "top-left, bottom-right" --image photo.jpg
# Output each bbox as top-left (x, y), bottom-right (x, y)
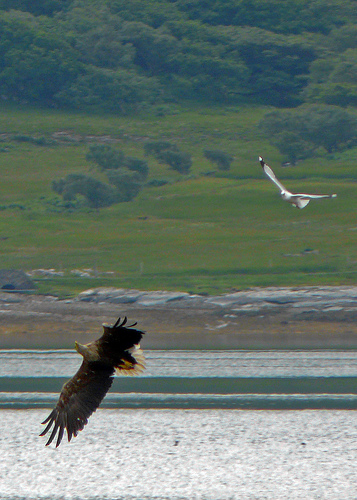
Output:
top-left (259, 157), bottom-right (289, 193)
top-left (289, 193), bottom-right (336, 209)
top-left (293, 193), bottom-right (337, 200)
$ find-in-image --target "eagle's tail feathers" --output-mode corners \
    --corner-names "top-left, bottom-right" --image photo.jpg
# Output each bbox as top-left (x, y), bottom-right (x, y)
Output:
top-left (114, 345), bottom-right (145, 376)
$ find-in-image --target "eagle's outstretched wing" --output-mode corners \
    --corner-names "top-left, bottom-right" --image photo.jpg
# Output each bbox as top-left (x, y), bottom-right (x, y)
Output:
top-left (259, 156), bottom-right (289, 194)
top-left (40, 360), bottom-right (114, 447)
top-left (40, 317), bottom-right (145, 447)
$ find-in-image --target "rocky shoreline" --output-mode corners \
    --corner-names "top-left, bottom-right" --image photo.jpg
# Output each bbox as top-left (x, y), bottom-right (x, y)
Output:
top-left (0, 286), bottom-right (357, 349)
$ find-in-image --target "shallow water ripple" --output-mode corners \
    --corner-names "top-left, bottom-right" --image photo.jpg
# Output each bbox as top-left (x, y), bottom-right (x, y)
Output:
top-left (0, 409), bottom-right (356, 500)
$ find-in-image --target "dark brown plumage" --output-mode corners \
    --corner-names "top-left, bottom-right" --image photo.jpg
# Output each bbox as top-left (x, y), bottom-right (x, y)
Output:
top-left (40, 317), bottom-right (145, 447)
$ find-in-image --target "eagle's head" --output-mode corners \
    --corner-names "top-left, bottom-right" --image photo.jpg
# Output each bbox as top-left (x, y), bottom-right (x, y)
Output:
top-left (75, 341), bottom-right (99, 361)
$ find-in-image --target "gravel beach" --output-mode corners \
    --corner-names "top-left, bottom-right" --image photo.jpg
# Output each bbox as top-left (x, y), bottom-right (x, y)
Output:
top-left (1, 286), bottom-right (357, 349)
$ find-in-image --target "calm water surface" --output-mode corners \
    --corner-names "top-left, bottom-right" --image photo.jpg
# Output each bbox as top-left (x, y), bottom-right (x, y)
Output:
top-left (1, 350), bottom-right (357, 409)
top-left (1, 349), bottom-right (357, 377)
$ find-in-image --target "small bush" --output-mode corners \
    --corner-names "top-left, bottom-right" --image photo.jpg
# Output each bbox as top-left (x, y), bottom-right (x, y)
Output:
top-left (52, 174), bottom-right (117, 209)
top-left (157, 149), bottom-right (192, 174)
top-left (12, 134), bottom-right (56, 146)
top-left (106, 169), bottom-right (143, 202)
top-left (86, 144), bottom-right (148, 180)
top-left (86, 144), bottom-right (125, 170)
top-left (146, 178), bottom-right (170, 187)
top-left (143, 140), bottom-right (191, 173)
top-left (124, 156), bottom-right (149, 180)
top-left (203, 149), bottom-right (234, 171)
top-left (143, 141), bottom-right (179, 157)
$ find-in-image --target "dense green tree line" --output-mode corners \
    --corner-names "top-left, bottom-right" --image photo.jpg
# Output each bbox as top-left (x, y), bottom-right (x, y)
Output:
top-left (0, 0), bottom-right (356, 111)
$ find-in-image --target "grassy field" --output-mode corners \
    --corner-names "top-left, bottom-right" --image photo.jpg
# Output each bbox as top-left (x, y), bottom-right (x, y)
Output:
top-left (0, 103), bottom-right (356, 297)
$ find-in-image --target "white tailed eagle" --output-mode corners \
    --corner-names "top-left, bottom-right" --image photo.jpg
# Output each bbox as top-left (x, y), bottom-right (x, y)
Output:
top-left (259, 156), bottom-right (337, 209)
top-left (40, 317), bottom-right (145, 447)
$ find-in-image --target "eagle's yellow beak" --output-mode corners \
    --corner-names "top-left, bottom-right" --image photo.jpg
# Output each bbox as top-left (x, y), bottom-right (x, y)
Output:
top-left (74, 341), bottom-right (85, 356)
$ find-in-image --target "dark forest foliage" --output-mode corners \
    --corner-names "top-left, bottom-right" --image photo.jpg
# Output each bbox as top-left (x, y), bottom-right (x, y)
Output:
top-left (0, 0), bottom-right (356, 111)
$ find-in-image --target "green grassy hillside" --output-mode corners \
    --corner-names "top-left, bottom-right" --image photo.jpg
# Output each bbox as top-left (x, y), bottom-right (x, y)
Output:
top-left (0, 103), bottom-right (356, 297)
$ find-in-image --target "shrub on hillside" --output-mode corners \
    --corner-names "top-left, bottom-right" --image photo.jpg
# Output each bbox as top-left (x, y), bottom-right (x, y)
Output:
top-left (144, 141), bottom-right (191, 174)
top-left (52, 174), bottom-right (118, 209)
top-left (54, 145), bottom-right (149, 209)
top-left (203, 149), bottom-right (234, 171)
top-left (86, 144), bottom-right (126, 170)
top-left (144, 141), bottom-right (179, 156)
top-left (260, 104), bottom-right (357, 163)
top-left (157, 150), bottom-right (192, 174)
top-left (86, 144), bottom-right (148, 179)
top-left (106, 169), bottom-right (143, 202)
top-left (124, 156), bottom-right (149, 180)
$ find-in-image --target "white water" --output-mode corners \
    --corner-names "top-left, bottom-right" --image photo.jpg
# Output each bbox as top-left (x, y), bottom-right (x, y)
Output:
top-left (1, 409), bottom-right (357, 500)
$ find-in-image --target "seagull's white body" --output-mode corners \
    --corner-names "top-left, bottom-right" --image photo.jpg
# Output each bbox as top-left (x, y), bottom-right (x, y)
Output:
top-left (259, 156), bottom-right (337, 209)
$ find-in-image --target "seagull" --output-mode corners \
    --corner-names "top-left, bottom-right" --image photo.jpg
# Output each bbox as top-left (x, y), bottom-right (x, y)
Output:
top-left (259, 156), bottom-right (337, 209)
